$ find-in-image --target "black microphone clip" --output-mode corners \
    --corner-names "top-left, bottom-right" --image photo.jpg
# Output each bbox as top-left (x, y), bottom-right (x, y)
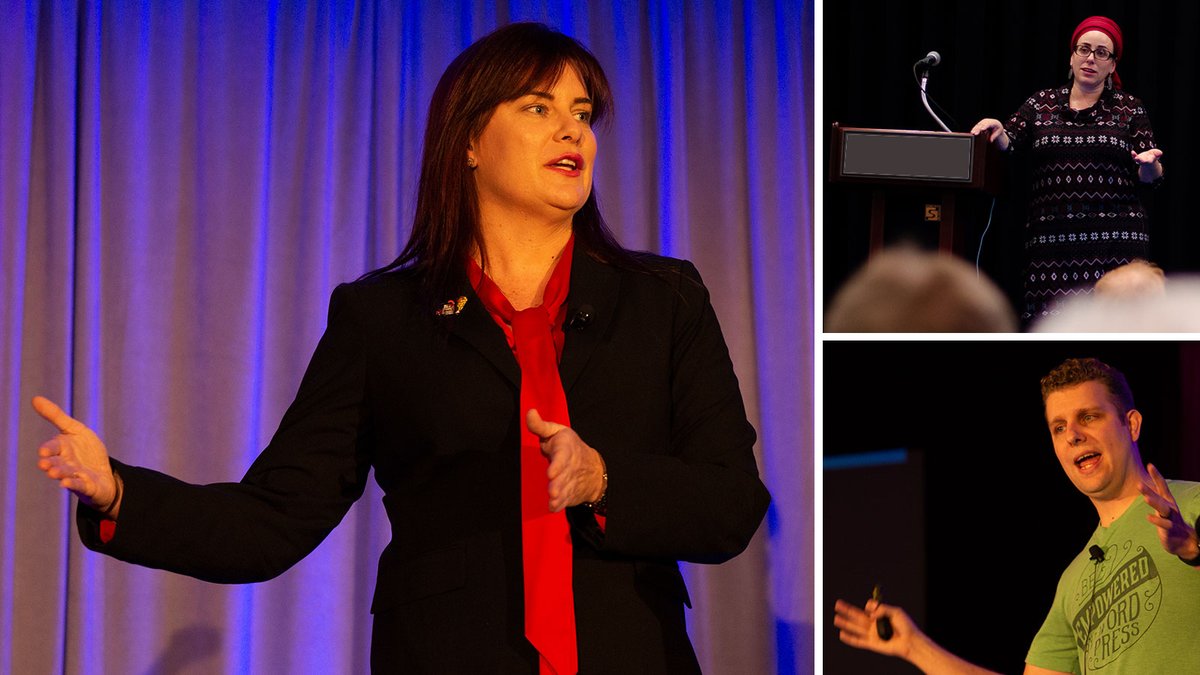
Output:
top-left (1089, 545), bottom-right (1105, 563)
top-left (565, 304), bottom-right (594, 332)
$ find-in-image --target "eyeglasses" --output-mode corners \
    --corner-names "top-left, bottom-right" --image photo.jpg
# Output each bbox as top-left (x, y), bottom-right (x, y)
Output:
top-left (1074, 44), bottom-right (1114, 61)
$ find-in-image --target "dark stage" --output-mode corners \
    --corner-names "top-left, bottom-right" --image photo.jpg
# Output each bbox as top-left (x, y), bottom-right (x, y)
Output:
top-left (824, 1), bottom-right (1198, 320)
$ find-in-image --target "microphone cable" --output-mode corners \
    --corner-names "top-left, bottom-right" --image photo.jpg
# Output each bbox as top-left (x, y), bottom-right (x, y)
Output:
top-left (975, 197), bottom-right (997, 277)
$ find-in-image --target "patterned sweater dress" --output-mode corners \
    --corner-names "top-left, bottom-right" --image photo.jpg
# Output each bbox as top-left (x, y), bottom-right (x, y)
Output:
top-left (1004, 86), bottom-right (1158, 321)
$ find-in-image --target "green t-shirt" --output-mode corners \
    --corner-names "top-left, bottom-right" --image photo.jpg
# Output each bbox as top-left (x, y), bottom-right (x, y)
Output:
top-left (1027, 480), bottom-right (1200, 674)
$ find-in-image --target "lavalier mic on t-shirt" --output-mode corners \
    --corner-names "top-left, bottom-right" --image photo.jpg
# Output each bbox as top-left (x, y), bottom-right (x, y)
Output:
top-left (1084, 544), bottom-right (1106, 675)
top-left (565, 305), bottom-right (594, 331)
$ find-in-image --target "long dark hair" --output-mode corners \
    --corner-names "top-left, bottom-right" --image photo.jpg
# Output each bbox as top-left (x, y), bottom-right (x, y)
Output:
top-left (365, 22), bottom-right (646, 301)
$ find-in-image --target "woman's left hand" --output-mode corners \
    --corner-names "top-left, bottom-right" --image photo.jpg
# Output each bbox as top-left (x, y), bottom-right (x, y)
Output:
top-left (526, 409), bottom-right (606, 512)
top-left (1132, 148), bottom-right (1164, 183)
top-left (1132, 148), bottom-right (1163, 165)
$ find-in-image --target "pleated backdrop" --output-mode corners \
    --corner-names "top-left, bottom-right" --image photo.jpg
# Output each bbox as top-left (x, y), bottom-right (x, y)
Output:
top-left (0, 1), bottom-right (811, 673)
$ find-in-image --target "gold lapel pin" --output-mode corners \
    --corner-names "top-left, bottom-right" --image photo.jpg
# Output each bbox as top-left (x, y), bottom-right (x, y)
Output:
top-left (435, 296), bottom-right (468, 317)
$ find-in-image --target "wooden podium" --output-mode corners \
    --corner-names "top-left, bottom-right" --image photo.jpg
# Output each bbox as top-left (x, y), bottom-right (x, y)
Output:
top-left (829, 124), bottom-right (1004, 255)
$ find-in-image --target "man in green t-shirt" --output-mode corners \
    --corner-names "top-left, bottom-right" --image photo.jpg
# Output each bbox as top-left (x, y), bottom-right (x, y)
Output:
top-left (834, 358), bottom-right (1200, 674)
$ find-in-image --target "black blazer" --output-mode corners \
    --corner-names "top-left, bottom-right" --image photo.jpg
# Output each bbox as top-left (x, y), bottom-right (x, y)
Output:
top-left (79, 251), bottom-right (771, 673)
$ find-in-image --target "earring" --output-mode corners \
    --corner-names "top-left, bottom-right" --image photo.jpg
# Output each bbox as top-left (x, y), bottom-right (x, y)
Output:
top-left (1067, 68), bottom-right (1074, 81)
top-left (1105, 74), bottom-right (1113, 89)
top-left (466, 156), bottom-right (477, 168)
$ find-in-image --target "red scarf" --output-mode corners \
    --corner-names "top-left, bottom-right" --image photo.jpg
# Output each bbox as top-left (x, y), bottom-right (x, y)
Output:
top-left (468, 236), bottom-right (576, 675)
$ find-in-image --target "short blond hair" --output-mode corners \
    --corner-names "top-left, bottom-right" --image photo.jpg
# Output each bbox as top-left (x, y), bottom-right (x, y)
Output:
top-left (1094, 259), bottom-right (1165, 298)
top-left (825, 248), bottom-right (1016, 332)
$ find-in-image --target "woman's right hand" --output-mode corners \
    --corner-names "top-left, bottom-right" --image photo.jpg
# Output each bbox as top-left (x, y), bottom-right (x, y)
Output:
top-left (32, 396), bottom-right (121, 518)
top-left (970, 118), bottom-right (1010, 151)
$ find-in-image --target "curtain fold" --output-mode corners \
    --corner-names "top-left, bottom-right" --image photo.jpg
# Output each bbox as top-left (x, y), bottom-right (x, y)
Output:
top-left (3, 3), bottom-right (79, 673)
top-left (1, 1), bottom-right (812, 673)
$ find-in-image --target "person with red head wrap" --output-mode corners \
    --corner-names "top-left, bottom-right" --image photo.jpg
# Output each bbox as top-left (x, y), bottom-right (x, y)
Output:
top-left (970, 15), bottom-right (1164, 326)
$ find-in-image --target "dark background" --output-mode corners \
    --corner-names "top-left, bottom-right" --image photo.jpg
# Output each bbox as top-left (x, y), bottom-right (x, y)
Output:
top-left (823, 1), bottom-right (1200, 320)
top-left (823, 342), bottom-right (1200, 674)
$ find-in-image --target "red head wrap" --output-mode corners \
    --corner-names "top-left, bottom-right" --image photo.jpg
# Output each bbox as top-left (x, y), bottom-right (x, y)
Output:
top-left (1071, 15), bottom-right (1123, 89)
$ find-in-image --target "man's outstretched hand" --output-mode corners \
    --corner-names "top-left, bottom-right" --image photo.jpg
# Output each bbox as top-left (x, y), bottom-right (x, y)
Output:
top-left (1140, 463), bottom-right (1200, 560)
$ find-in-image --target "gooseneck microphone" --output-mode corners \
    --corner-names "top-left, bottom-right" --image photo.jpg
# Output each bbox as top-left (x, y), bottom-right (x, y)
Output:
top-left (914, 49), bottom-right (951, 132)
top-left (915, 51), bottom-right (942, 69)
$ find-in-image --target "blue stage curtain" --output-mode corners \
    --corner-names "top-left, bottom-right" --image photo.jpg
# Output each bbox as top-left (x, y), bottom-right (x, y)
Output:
top-left (0, 1), bottom-right (811, 672)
